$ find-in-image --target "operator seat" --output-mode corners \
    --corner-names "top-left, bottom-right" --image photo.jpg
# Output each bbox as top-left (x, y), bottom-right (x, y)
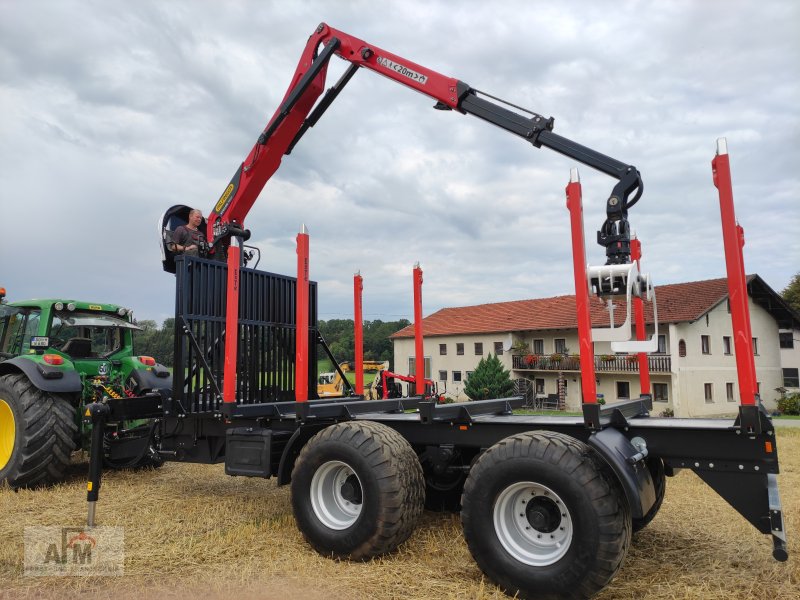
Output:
top-left (62, 337), bottom-right (93, 359)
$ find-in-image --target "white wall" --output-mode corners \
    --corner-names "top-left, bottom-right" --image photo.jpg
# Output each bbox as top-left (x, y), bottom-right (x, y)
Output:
top-left (671, 299), bottom-right (782, 416)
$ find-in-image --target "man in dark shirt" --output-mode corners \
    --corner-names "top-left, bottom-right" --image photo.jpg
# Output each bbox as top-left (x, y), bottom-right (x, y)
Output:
top-left (173, 209), bottom-right (205, 256)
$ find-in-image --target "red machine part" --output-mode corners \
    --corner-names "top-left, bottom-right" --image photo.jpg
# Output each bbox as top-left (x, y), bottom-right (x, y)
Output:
top-left (222, 237), bottom-right (241, 404)
top-left (413, 264), bottom-right (425, 396)
top-left (354, 273), bottom-right (364, 396)
top-left (713, 140), bottom-right (757, 406)
top-left (630, 237), bottom-right (651, 396)
top-left (565, 170), bottom-right (598, 407)
top-left (295, 227), bottom-right (310, 402)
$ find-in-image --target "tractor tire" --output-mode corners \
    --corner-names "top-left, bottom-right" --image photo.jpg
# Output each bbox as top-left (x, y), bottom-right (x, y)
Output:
top-left (291, 420), bottom-right (424, 560)
top-left (0, 374), bottom-right (78, 488)
top-left (632, 456), bottom-right (666, 532)
top-left (461, 430), bottom-right (631, 600)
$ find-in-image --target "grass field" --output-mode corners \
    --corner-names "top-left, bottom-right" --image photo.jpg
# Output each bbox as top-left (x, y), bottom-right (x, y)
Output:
top-left (1, 428), bottom-right (798, 599)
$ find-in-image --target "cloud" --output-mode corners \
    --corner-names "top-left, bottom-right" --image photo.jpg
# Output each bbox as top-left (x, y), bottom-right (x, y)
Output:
top-left (1, 0), bottom-right (798, 326)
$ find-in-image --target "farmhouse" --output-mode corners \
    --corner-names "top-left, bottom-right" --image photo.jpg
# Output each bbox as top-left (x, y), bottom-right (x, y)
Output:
top-left (391, 275), bottom-right (800, 417)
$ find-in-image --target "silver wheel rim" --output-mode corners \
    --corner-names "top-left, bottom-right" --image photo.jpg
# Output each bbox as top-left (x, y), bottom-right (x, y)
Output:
top-left (493, 481), bottom-right (573, 566)
top-left (310, 460), bottom-right (363, 530)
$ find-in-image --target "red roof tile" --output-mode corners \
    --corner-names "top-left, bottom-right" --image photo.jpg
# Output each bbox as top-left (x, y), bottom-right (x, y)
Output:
top-left (392, 277), bottom-right (736, 338)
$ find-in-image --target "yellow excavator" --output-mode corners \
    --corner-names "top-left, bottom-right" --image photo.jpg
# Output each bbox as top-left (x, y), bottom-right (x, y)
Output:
top-left (317, 360), bottom-right (389, 397)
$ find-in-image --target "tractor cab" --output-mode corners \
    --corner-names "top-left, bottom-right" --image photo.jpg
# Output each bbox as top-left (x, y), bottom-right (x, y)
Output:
top-left (47, 307), bottom-right (141, 361)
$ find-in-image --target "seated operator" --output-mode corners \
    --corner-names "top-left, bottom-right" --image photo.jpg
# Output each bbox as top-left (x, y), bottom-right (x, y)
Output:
top-left (173, 208), bottom-right (206, 256)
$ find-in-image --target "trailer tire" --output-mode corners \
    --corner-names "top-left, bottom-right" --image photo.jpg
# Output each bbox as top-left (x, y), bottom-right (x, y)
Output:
top-left (291, 420), bottom-right (424, 560)
top-left (632, 456), bottom-right (665, 532)
top-left (0, 374), bottom-right (78, 489)
top-left (461, 430), bottom-right (631, 600)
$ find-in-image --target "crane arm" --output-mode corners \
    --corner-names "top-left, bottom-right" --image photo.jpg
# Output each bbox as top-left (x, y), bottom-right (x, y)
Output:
top-left (195, 22), bottom-right (642, 264)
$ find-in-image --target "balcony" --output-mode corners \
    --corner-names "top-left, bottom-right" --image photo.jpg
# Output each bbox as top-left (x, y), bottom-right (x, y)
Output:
top-left (512, 353), bottom-right (671, 373)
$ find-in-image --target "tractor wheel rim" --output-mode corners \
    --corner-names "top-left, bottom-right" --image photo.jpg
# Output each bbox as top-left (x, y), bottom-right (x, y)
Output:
top-left (0, 399), bottom-right (15, 470)
top-left (493, 481), bottom-right (573, 566)
top-left (310, 460), bottom-right (363, 530)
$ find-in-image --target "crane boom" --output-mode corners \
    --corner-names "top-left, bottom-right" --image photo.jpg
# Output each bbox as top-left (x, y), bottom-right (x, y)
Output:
top-left (162, 22), bottom-right (643, 270)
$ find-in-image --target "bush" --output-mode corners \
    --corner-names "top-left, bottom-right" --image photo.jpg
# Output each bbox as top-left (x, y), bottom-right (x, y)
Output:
top-left (659, 407), bottom-right (674, 418)
top-left (464, 354), bottom-right (514, 401)
top-left (777, 393), bottom-right (800, 416)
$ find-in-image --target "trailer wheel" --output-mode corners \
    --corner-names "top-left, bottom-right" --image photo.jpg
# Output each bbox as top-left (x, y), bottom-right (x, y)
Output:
top-left (291, 421), bottom-right (424, 560)
top-left (0, 374), bottom-right (78, 488)
top-left (461, 431), bottom-right (631, 600)
top-left (632, 456), bottom-right (665, 532)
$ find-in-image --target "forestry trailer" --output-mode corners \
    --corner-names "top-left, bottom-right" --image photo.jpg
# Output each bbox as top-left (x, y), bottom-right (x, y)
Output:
top-left (78, 24), bottom-right (786, 599)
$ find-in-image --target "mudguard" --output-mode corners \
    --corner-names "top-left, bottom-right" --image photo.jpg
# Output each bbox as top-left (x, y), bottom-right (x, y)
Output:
top-left (0, 356), bottom-right (81, 393)
top-left (588, 426), bottom-right (656, 520)
top-left (127, 366), bottom-right (172, 396)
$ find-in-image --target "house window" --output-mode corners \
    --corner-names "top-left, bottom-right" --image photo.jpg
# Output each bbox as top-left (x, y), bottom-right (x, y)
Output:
top-left (752, 337), bottom-right (758, 355)
top-left (474, 342), bottom-right (483, 355)
top-left (723, 336), bottom-right (732, 355)
top-left (438, 370), bottom-right (447, 381)
top-left (726, 382), bottom-right (735, 402)
top-left (657, 334), bottom-right (666, 354)
top-left (466, 370), bottom-right (474, 380)
top-left (727, 298), bottom-right (731, 313)
top-left (408, 357), bottom-right (431, 378)
top-left (453, 371), bottom-right (462, 383)
top-left (494, 341), bottom-right (504, 355)
top-left (784, 368), bottom-right (800, 388)
top-left (456, 343), bottom-right (464, 356)
top-left (439, 344), bottom-right (447, 356)
top-left (701, 335), bottom-right (710, 354)
top-left (533, 339), bottom-right (544, 354)
top-left (535, 378), bottom-right (545, 394)
top-left (653, 383), bottom-right (668, 402)
top-left (555, 338), bottom-right (567, 354)
top-left (616, 381), bottom-right (630, 400)
top-left (678, 340), bottom-right (686, 357)
top-left (779, 332), bottom-right (794, 349)
top-left (704, 383), bottom-right (713, 403)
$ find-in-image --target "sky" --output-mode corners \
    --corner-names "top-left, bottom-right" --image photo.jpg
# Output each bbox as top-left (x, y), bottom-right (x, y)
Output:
top-left (1, 0), bottom-right (798, 325)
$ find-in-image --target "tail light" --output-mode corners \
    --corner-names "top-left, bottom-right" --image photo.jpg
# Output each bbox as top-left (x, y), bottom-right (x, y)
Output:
top-left (137, 356), bottom-right (156, 366)
top-left (43, 354), bottom-right (64, 365)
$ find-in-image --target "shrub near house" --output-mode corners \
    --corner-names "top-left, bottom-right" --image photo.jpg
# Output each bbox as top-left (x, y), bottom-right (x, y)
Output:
top-left (464, 354), bottom-right (514, 400)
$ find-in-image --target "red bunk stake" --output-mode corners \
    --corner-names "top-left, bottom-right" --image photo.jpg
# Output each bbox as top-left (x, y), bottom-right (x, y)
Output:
top-left (631, 238), bottom-right (651, 396)
top-left (223, 238), bottom-right (241, 405)
top-left (354, 272), bottom-right (364, 396)
top-left (712, 139), bottom-right (757, 407)
top-left (295, 225), bottom-right (310, 402)
top-left (413, 264), bottom-right (425, 396)
top-left (565, 169), bottom-right (598, 409)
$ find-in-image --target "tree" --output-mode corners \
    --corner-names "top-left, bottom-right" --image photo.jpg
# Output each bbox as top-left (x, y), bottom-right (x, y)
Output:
top-left (782, 272), bottom-right (800, 314)
top-left (464, 354), bottom-right (515, 401)
top-left (133, 318), bottom-right (175, 367)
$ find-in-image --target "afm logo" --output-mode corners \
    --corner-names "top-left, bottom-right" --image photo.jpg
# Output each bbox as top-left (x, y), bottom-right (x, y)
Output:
top-left (44, 528), bottom-right (96, 565)
top-left (24, 526), bottom-right (124, 576)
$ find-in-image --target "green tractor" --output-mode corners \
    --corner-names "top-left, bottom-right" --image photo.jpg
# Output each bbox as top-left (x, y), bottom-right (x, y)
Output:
top-left (0, 289), bottom-right (171, 488)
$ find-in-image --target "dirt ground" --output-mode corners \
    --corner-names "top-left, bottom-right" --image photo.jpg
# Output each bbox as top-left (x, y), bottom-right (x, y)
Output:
top-left (1, 428), bottom-right (798, 600)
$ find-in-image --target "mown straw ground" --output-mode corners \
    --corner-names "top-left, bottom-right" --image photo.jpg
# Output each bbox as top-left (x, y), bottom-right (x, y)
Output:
top-left (1, 428), bottom-right (798, 600)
